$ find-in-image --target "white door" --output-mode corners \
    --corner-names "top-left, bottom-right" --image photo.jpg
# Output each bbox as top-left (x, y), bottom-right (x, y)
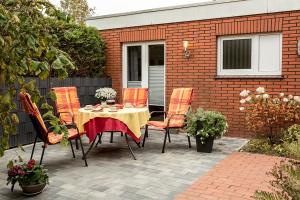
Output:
top-left (123, 42), bottom-right (165, 107)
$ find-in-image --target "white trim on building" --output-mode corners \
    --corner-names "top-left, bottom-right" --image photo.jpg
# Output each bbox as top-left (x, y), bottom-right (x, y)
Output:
top-left (86, 0), bottom-right (300, 30)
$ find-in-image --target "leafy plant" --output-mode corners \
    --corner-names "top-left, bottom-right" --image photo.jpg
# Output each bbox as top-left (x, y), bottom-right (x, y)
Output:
top-left (7, 156), bottom-right (49, 192)
top-left (49, 16), bottom-right (106, 77)
top-left (187, 108), bottom-right (228, 143)
top-left (240, 87), bottom-right (300, 144)
top-left (95, 88), bottom-right (117, 102)
top-left (60, 0), bottom-right (95, 24)
top-left (254, 124), bottom-right (300, 200)
top-left (0, 0), bottom-right (76, 156)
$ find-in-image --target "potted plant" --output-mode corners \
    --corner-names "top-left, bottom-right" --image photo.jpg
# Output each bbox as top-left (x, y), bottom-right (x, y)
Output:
top-left (187, 108), bottom-right (228, 153)
top-left (7, 158), bottom-right (49, 196)
top-left (95, 87), bottom-right (117, 106)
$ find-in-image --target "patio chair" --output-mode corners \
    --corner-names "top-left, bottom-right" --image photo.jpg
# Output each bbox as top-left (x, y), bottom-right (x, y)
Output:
top-left (19, 91), bottom-right (88, 166)
top-left (105, 88), bottom-right (149, 144)
top-left (52, 87), bottom-right (81, 149)
top-left (142, 88), bottom-right (193, 153)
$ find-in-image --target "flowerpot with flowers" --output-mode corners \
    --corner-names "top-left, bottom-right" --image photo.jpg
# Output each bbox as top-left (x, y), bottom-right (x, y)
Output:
top-left (95, 87), bottom-right (117, 107)
top-left (187, 108), bottom-right (228, 153)
top-left (7, 158), bottom-right (49, 196)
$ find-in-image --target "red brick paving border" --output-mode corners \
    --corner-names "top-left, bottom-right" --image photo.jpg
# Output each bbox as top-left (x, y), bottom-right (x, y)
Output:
top-left (175, 152), bottom-right (284, 200)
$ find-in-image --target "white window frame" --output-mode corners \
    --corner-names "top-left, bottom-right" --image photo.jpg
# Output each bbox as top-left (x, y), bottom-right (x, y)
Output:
top-left (217, 33), bottom-right (282, 76)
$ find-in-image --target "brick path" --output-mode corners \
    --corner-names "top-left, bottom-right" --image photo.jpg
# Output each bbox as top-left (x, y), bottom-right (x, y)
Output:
top-left (176, 152), bottom-right (284, 200)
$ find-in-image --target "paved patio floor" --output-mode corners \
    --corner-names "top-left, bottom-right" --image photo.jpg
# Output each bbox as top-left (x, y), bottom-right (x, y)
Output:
top-left (176, 152), bottom-right (284, 200)
top-left (0, 130), bottom-right (247, 200)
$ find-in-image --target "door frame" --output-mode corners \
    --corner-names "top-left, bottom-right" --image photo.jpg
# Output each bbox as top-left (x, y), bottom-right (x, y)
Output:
top-left (122, 41), bottom-right (166, 108)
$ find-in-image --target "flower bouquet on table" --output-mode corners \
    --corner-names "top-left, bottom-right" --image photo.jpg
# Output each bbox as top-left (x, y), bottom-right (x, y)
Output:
top-left (7, 157), bottom-right (49, 196)
top-left (95, 88), bottom-right (117, 106)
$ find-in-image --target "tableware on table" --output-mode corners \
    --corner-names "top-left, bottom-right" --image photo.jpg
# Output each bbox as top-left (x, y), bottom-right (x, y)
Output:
top-left (109, 106), bottom-right (117, 112)
top-left (124, 103), bottom-right (133, 108)
top-left (92, 106), bottom-right (103, 112)
top-left (84, 105), bottom-right (94, 110)
top-left (115, 104), bottom-right (124, 109)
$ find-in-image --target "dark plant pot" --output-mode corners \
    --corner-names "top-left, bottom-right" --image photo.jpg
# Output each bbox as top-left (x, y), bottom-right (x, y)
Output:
top-left (20, 183), bottom-right (46, 196)
top-left (195, 136), bottom-right (214, 153)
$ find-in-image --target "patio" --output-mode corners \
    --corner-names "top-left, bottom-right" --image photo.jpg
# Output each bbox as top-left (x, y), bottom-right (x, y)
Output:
top-left (0, 130), bottom-right (247, 200)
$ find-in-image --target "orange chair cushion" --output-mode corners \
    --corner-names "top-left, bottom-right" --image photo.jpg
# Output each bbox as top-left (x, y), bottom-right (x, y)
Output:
top-left (147, 88), bottom-right (193, 129)
top-left (147, 120), bottom-right (184, 129)
top-left (48, 128), bottom-right (85, 145)
top-left (52, 87), bottom-right (81, 124)
top-left (122, 88), bottom-right (148, 107)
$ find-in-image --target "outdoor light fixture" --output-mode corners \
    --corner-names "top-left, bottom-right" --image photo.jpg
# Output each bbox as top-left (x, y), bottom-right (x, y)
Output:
top-left (183, 41), bottom-right (190, 58)
top-left (298, 40), bottom-right (300, 56)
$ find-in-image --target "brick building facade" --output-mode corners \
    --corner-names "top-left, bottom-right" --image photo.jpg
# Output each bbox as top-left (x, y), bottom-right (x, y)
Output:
top-left (87, 0), bottom-right (300, 137)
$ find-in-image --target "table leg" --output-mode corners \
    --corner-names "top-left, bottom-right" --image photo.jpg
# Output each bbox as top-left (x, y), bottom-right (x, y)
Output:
top-left (95, 133), bottom-right (103, 148)
top-left (83, 137), bottom-right (97, 159)
top-left (125, 134), bottom-right (137, 160)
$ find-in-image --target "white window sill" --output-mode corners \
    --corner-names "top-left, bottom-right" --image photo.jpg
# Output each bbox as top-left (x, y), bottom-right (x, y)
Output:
top-left (215, 75), bottom-right (283, 79)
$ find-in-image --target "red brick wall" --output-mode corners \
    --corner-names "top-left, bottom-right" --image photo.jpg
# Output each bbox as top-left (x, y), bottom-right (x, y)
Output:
top-left (100, 11), bottom-right (300, 138)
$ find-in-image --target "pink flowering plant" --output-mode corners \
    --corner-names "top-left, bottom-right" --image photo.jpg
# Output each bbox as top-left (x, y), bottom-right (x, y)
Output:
top-left (239, 87), bottom-right (300, 143)
top-left (7, 157), bottom-right (49, 192)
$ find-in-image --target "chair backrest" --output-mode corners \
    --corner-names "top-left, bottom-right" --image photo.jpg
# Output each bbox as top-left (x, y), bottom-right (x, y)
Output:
top-left (122, 88), bottom-right (148, 107)
top-left (52, 87), bottom-right (80, 124)
top-left (166, 88), bottom-right (193, 127)
top-left (19, 92), bottom-right (49, 143)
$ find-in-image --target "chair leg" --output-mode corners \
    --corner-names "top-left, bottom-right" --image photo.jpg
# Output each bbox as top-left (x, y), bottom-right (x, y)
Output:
top-left (121, 132), bottom-right (124, 137)
top-left (70, 141), bottom-right (75, 158)
top-left (40, 143), bottom-right (46, 165)
top-left (188, 136), bottom-right (192, 148)
top-left (125, 134), bottom-right (136, 160)
top-left (167, 130), bottom-right (171, 143)
top-left (78, 136), bottom-right (88, 167)
top-left (30, 135), bottom-right (38, 160)
top-left (162, 129), bottom-right (168, 153)
top-left (75, 139), bottom-right (79, 150)
top-left (142, 125), bottom-right (148, 147)
top-left (110, 132), bottom-right (114, 143)
top-left (95, 133), bottom-right (103, 148)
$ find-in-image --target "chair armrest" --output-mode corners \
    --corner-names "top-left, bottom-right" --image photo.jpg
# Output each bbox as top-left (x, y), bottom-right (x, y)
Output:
top-left (166, 114), bottom-right (187, 128)
top-left (150, 111), bottom-right (167, 118)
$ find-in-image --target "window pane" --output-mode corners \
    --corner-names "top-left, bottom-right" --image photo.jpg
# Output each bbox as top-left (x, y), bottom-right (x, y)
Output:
top-left (127, 46), bottom-right (142, 81)
top-left (223, 39), bottom-right (251, 69)
top-left (149, 44), bottom-right (164, 66)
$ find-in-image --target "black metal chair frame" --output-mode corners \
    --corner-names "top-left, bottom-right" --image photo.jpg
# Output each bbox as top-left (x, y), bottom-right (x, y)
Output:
top-left (142, 111), bottom-right (192, 153)
top-left (29, 112), bottom-right (88, 167)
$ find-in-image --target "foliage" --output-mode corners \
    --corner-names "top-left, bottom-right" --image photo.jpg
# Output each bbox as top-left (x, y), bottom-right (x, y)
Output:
top-left (0, 0), bottom-right (76, 156)
top-left (254, 124), bottom-right (300, 200)
top-left (60, 0), bottom-right (95, 24)
top-left (187, 108), bottom-right (228, 143)
top-left (241, 139), bottom-right (289, 157)
top-left (7, 152), bottom-right (49, 192)
top-left (242, 124), bottom-right (300, 158)
top-left (95, 88), bottom-right (117, 101)
top-left (49, 17), bottom-right (106, 77)
top-left (239, 87), bottom-right (300, 144)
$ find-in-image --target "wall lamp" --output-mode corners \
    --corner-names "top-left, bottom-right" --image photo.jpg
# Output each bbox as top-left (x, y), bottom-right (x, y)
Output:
top-left (183, 41), bottom-right (190, 58)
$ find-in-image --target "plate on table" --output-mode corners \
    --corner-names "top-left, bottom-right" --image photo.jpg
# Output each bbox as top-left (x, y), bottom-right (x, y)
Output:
top-left (84, 105), bottom-right (94, 110)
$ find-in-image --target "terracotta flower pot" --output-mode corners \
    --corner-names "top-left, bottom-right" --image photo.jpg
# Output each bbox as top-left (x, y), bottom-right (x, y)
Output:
top-left (20, 182), bottom-right (46, 196)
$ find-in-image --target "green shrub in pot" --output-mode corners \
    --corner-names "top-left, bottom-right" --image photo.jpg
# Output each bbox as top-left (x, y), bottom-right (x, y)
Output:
top-left (187, 108), bottom-right (228, 152)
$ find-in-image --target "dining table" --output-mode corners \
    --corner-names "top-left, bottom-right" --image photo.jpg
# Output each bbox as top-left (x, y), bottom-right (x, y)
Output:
top-left (77, 106), bottom-right (150, 159)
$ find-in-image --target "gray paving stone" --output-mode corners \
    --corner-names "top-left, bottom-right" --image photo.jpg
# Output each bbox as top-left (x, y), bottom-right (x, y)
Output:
top-left (0, 130), bottom-right (247, 200)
